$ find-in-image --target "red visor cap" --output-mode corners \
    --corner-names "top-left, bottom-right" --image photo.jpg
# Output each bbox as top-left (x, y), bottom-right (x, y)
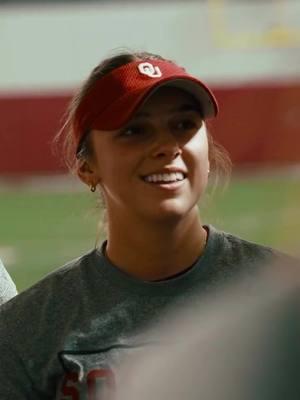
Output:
top-left (74, 60), bottom-right (218, 148)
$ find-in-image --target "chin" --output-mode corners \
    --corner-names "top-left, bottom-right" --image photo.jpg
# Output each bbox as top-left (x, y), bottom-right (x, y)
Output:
top-left (143, 199), bottom-right (198, 223)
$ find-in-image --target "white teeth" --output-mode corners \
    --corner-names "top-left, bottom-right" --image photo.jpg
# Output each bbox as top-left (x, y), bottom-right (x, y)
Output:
top-left (176, 172), bottom-right (184, 181)
top-left (162, 173), bottom-right (174, 182)
top-left (144, 172), bottom-right (185, 183)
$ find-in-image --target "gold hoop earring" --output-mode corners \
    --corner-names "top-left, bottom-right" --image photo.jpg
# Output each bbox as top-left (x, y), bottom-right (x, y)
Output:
top-left (90, 185), bottom-right (96, 193)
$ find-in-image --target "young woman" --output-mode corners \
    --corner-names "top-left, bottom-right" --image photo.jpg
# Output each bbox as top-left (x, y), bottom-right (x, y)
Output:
top-left (0, 258), bottom-right (17, 305)
top-left (0, 51), bottom-right (294, 399)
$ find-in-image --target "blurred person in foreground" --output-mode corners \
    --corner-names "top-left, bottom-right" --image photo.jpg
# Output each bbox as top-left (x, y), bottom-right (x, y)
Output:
top-left (0, 50), bottom-right (298, 399)
top-left (0, 257), bottom-right (17, 305)
top-left (116, 260), bottom-right (300, 400)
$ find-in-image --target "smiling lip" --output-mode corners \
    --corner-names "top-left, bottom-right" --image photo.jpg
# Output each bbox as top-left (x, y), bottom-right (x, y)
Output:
top-left (142, 180), bottom-right (186, 193)
top-left (141, 168), bottom-right (187, 191)
top-left (149, 179), bottom-right (186, 190)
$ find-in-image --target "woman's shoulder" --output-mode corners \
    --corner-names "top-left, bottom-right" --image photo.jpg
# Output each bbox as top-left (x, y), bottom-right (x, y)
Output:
top-left (0, 248), bottom-right (101, 323)
top-left (30, 247), bottom-right (99, 290)
top-left (207, 225), bottom-right (299, 270)
top-left (200, 225), bottom-right (299, 291)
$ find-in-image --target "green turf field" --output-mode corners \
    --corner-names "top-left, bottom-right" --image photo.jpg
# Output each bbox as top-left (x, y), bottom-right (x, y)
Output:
top-left (0, 174), bottom-right (299, 292)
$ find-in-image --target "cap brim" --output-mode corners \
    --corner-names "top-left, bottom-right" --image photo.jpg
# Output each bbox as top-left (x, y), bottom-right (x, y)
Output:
top-left (92, 77), bottom-right (218, 131)
top-left (159, 78), bottom-right (218, 118)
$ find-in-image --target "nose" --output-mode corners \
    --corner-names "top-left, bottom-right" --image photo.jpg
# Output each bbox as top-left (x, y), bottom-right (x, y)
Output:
top-left (151, 132), bottom-right (182, 160)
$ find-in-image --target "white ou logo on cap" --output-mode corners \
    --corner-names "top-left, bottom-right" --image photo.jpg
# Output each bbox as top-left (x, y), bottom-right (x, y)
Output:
top-left (138, 62), bottom-right (162, 78)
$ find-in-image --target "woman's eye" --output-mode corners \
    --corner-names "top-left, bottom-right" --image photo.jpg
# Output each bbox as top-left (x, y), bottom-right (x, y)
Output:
top-left (120, 125), bottom-right (144, 137)
top-left (174, 119), bottom-right (199, 131)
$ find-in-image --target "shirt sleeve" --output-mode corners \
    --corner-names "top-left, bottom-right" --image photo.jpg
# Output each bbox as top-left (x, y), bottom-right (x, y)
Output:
top-left (0, 259), bottom-right (18, 305)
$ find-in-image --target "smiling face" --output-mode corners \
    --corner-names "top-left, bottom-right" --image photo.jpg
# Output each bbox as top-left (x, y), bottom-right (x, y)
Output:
top-left (77, 87), bottom-right (210, 225)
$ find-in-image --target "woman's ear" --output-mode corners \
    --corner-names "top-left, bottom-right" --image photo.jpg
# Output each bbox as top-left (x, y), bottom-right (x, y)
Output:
top-left (76, 158), bottom-right (100, 188)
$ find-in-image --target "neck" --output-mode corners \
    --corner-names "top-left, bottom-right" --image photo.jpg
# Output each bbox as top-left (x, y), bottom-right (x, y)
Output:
top-left (104, 208), bottom-right (207, 281)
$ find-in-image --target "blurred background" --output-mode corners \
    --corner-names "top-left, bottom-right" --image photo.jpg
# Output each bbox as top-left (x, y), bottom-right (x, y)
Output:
top-left (0, 0), bottom-right (299, 292)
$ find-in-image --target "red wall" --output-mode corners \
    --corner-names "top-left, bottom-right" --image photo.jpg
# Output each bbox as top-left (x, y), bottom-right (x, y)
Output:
top-left (1, 82), bottom-right (300, 175)
top-left (0, 95), bottom-right (69, 174)
top-left (212, 82), bottom-right (300, 166)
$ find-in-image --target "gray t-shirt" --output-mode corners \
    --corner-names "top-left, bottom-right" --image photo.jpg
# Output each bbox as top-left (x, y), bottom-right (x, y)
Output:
top-left (0, 258), bottom-right (17, 306)
top-left (0, 225), bottom-right (293, 399)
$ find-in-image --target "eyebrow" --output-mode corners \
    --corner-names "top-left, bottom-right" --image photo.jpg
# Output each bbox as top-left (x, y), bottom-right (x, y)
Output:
top-left (133, 103), bottom-right (203, 119)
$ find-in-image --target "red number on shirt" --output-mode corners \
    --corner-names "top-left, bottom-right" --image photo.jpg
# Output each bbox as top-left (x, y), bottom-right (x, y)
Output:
top-left (87, 369), bottom-right (116, 400)
top-left (60, 372), bottom-right (79, 400)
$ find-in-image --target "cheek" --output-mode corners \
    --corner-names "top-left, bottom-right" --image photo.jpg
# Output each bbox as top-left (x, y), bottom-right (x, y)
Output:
top-left (185, 130), bottom-right (209, 173)
top-left (94, 146), bottom-right (138, 188)
top-left (91, 137), bottom-right (122, 179)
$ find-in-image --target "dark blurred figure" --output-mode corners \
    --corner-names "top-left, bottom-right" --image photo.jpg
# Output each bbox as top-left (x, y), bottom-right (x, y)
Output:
top-left (116, 259), bottom-right (300, 400)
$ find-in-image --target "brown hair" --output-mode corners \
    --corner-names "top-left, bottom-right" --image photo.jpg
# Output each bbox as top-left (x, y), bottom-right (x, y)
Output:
top-left (207, 129), bottom-right (232, 192)
top-left (53, 49), bottom-right (232, 187)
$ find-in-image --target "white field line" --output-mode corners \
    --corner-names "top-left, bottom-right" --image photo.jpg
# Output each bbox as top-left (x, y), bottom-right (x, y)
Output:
top-left (0, 174), bottom-right (85, 193)
top-left (232, 164), bottom-right (300, 182)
